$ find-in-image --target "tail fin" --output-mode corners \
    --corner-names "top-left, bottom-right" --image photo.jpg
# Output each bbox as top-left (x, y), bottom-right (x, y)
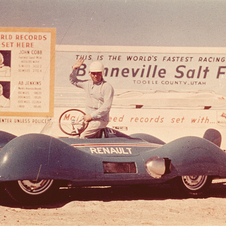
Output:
top-left (203, 129), bottom-right (222, 147)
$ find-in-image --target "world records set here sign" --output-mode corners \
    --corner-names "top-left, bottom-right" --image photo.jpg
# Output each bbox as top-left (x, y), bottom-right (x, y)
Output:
top-left (0, 27), bottom-right (55, 117)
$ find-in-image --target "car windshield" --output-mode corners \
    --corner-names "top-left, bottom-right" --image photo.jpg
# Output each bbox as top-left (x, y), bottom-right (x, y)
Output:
top-left (40, 118), bottom-right (59, 136)
top-left (40, 118), bottom-right (83, 138)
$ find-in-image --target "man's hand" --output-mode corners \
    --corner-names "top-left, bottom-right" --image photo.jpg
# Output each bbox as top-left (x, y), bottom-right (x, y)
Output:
top-left (84, 114), bottom-right (92, 122)
top-left (72, 58), bottom-right (85, 70)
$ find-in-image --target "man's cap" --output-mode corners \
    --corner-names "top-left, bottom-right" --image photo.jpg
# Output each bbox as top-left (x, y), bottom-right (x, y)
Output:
top-left (89, 61), bottom-right (104, 72)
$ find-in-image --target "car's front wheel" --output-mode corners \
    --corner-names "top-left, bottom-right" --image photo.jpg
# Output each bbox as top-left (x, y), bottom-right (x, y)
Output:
top-left (172, 175), bottom-right (212, 197)
top-left (4, 179), bottom-right (59, 204)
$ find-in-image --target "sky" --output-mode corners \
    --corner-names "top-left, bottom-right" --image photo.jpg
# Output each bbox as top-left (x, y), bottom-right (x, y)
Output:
top-left (1, 0), bottom-right (226, 138)
top-left (1, 0), bottom-right (226, 47)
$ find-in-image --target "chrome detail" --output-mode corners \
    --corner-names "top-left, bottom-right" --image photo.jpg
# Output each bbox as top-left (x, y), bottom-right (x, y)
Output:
top-left (181, 175), bottom-right (208, 191)
top-left (145, 156), bottom-right (170, 179)
top-left (18, 179), bottom-right (54, 195)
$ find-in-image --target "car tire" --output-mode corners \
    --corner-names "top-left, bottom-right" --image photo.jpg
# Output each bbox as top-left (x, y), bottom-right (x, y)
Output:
top-left (4, 179), bottom-right (60, 204)
top-left (171, 175), bottom-right (212, 197)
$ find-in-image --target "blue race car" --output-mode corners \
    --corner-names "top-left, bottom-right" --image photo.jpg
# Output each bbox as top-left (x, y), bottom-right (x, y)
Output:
top-left (0, 110), bottom-right (225, 204)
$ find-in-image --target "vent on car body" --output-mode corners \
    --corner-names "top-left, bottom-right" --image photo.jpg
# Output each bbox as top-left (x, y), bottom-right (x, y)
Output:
top-left (103, 162), bottom-right (137, 174)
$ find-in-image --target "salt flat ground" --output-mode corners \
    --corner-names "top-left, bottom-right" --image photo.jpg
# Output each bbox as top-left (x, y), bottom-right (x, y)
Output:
top-left (1, 179), bottom-right (226, 225)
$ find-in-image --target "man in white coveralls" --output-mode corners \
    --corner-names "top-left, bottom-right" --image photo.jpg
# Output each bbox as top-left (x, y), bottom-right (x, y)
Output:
top-left (70, 58), bottom-right (114, 138)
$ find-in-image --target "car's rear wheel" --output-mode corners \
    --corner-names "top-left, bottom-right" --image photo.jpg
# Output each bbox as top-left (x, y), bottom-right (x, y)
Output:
top-left (172, 175), bottom-right (212, 197)
top-left (4, 179), bottom-right (59, 204)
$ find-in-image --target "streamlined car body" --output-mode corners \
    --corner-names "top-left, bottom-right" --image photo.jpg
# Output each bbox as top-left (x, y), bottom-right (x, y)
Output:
top-left (0, 127), bottom-right (225, 204)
